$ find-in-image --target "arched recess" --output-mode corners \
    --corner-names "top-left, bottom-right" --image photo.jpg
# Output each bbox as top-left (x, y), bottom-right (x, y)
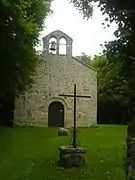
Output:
top-left (48, 101), bottom-right (64, 127)
top-left (49, 37), bottom-right (57, 54)
top-left (59, 37), bottom-right (67, 55)
top-left (47, 97), bottom-right (67, 127)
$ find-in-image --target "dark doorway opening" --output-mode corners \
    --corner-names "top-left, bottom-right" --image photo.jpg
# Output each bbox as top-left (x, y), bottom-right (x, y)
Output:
top-left (48, 101), bottom-right (64, 127)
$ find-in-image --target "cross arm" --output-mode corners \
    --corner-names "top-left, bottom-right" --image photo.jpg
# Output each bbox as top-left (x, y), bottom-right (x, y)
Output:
top-left (59, 94), bottom-right (91, 98)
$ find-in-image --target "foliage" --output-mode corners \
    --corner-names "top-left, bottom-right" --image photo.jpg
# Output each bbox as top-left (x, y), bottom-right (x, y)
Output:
top-left (69, 0), bottom-right (93, 19)
top-left (0, 0), bottom-right (52, 95)
top-left (90, 55), bottom-right (128, 124)
top-left (91, 55), bottom-right (128, 104)
top-left (0, 126), bottom-right (126, 180)
top-left (0, 0), bottom-right (52, 125)
top-left (75, 52), bottom-right (91, 64)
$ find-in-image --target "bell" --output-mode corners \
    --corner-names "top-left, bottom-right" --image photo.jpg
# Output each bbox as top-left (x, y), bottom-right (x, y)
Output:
top-left (50, 41), bottom-right (56, 51)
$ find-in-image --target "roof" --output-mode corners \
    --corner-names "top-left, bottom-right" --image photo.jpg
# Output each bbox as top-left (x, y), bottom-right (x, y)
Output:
top-left (72, 57), bottom-right (96, 72)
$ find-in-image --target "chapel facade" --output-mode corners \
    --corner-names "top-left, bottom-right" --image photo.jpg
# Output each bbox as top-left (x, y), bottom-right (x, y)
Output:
top-left (14, 30), bottom-right (97, 128)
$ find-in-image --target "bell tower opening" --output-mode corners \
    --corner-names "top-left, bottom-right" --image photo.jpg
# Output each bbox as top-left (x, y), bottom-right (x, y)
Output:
top-left (59, 38), bottom-right (66, 55)
top-left (49, 37), bottom-right (57, 54)
top-left (42, 30), bottom-right (73, 56)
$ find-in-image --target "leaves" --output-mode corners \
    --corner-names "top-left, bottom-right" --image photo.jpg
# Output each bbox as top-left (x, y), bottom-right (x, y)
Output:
top-left (0, 0), bottom-right (52, 96)
top-left (70, 0), bottom-right (93, 19)
top-left (90, 54), bottom-right (130, 124)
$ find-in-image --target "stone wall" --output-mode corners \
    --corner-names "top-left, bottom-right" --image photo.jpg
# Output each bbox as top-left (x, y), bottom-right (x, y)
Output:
top-left (14, 54), bottom-right (97, 128)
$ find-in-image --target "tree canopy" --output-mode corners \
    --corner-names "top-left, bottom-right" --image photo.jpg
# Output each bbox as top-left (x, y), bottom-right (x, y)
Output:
top-left (0, 0), bottom-right (52, 125)
top-left (90, 55), bottom-right (129, 124)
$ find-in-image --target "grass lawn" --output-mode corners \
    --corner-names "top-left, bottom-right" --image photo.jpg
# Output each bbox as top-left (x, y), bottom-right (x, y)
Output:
top-left (0, 125), bottom-right (127, 180)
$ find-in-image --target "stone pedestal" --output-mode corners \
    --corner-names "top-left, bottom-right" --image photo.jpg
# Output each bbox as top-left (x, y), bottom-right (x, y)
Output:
top-left (59, 146), bottom-right (87, 168)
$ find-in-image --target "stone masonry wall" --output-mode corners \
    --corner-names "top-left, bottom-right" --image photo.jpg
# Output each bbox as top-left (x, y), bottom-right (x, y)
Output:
top-left (14, 54), bottom-right (97, 128)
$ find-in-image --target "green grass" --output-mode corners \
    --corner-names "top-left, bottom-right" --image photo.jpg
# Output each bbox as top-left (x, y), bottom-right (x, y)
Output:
top-left (0, 125), bottom-right (127, 180)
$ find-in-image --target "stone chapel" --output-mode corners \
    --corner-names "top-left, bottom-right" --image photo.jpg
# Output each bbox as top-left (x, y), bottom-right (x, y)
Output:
top-left (14, 30), bottom-right (97, 128)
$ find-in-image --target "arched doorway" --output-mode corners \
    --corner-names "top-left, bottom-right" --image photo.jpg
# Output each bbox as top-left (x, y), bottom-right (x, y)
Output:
top-left (48, 101), bottom-right (64, 127)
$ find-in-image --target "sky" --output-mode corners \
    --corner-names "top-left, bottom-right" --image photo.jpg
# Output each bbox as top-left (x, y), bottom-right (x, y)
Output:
top-left (37, 0), bottom-right (117, 57)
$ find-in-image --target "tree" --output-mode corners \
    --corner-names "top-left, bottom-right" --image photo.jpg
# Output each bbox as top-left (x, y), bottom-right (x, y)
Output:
top-left (70, 0), bottom-right (135, 179)
top-left (0, 0), bottom-right (52, 126)
top-left (75, 52), bottom-right (129, 124)
top-left (91, 55), bottom-right (129, 124)
top-left (75, 52), bottom-right (91, 64)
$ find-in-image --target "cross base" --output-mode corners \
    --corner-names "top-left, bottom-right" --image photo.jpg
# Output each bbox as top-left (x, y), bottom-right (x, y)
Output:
top-left (59, 146), bottom-right (87, 168)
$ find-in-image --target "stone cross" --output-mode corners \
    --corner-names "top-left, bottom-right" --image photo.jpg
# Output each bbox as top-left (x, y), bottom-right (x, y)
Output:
top-left (59, 84), bottom-right (91, 148)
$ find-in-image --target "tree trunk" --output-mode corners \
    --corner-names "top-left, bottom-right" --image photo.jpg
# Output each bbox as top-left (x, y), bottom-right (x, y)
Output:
top-left (126, 115), bottom-right (135, 180)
